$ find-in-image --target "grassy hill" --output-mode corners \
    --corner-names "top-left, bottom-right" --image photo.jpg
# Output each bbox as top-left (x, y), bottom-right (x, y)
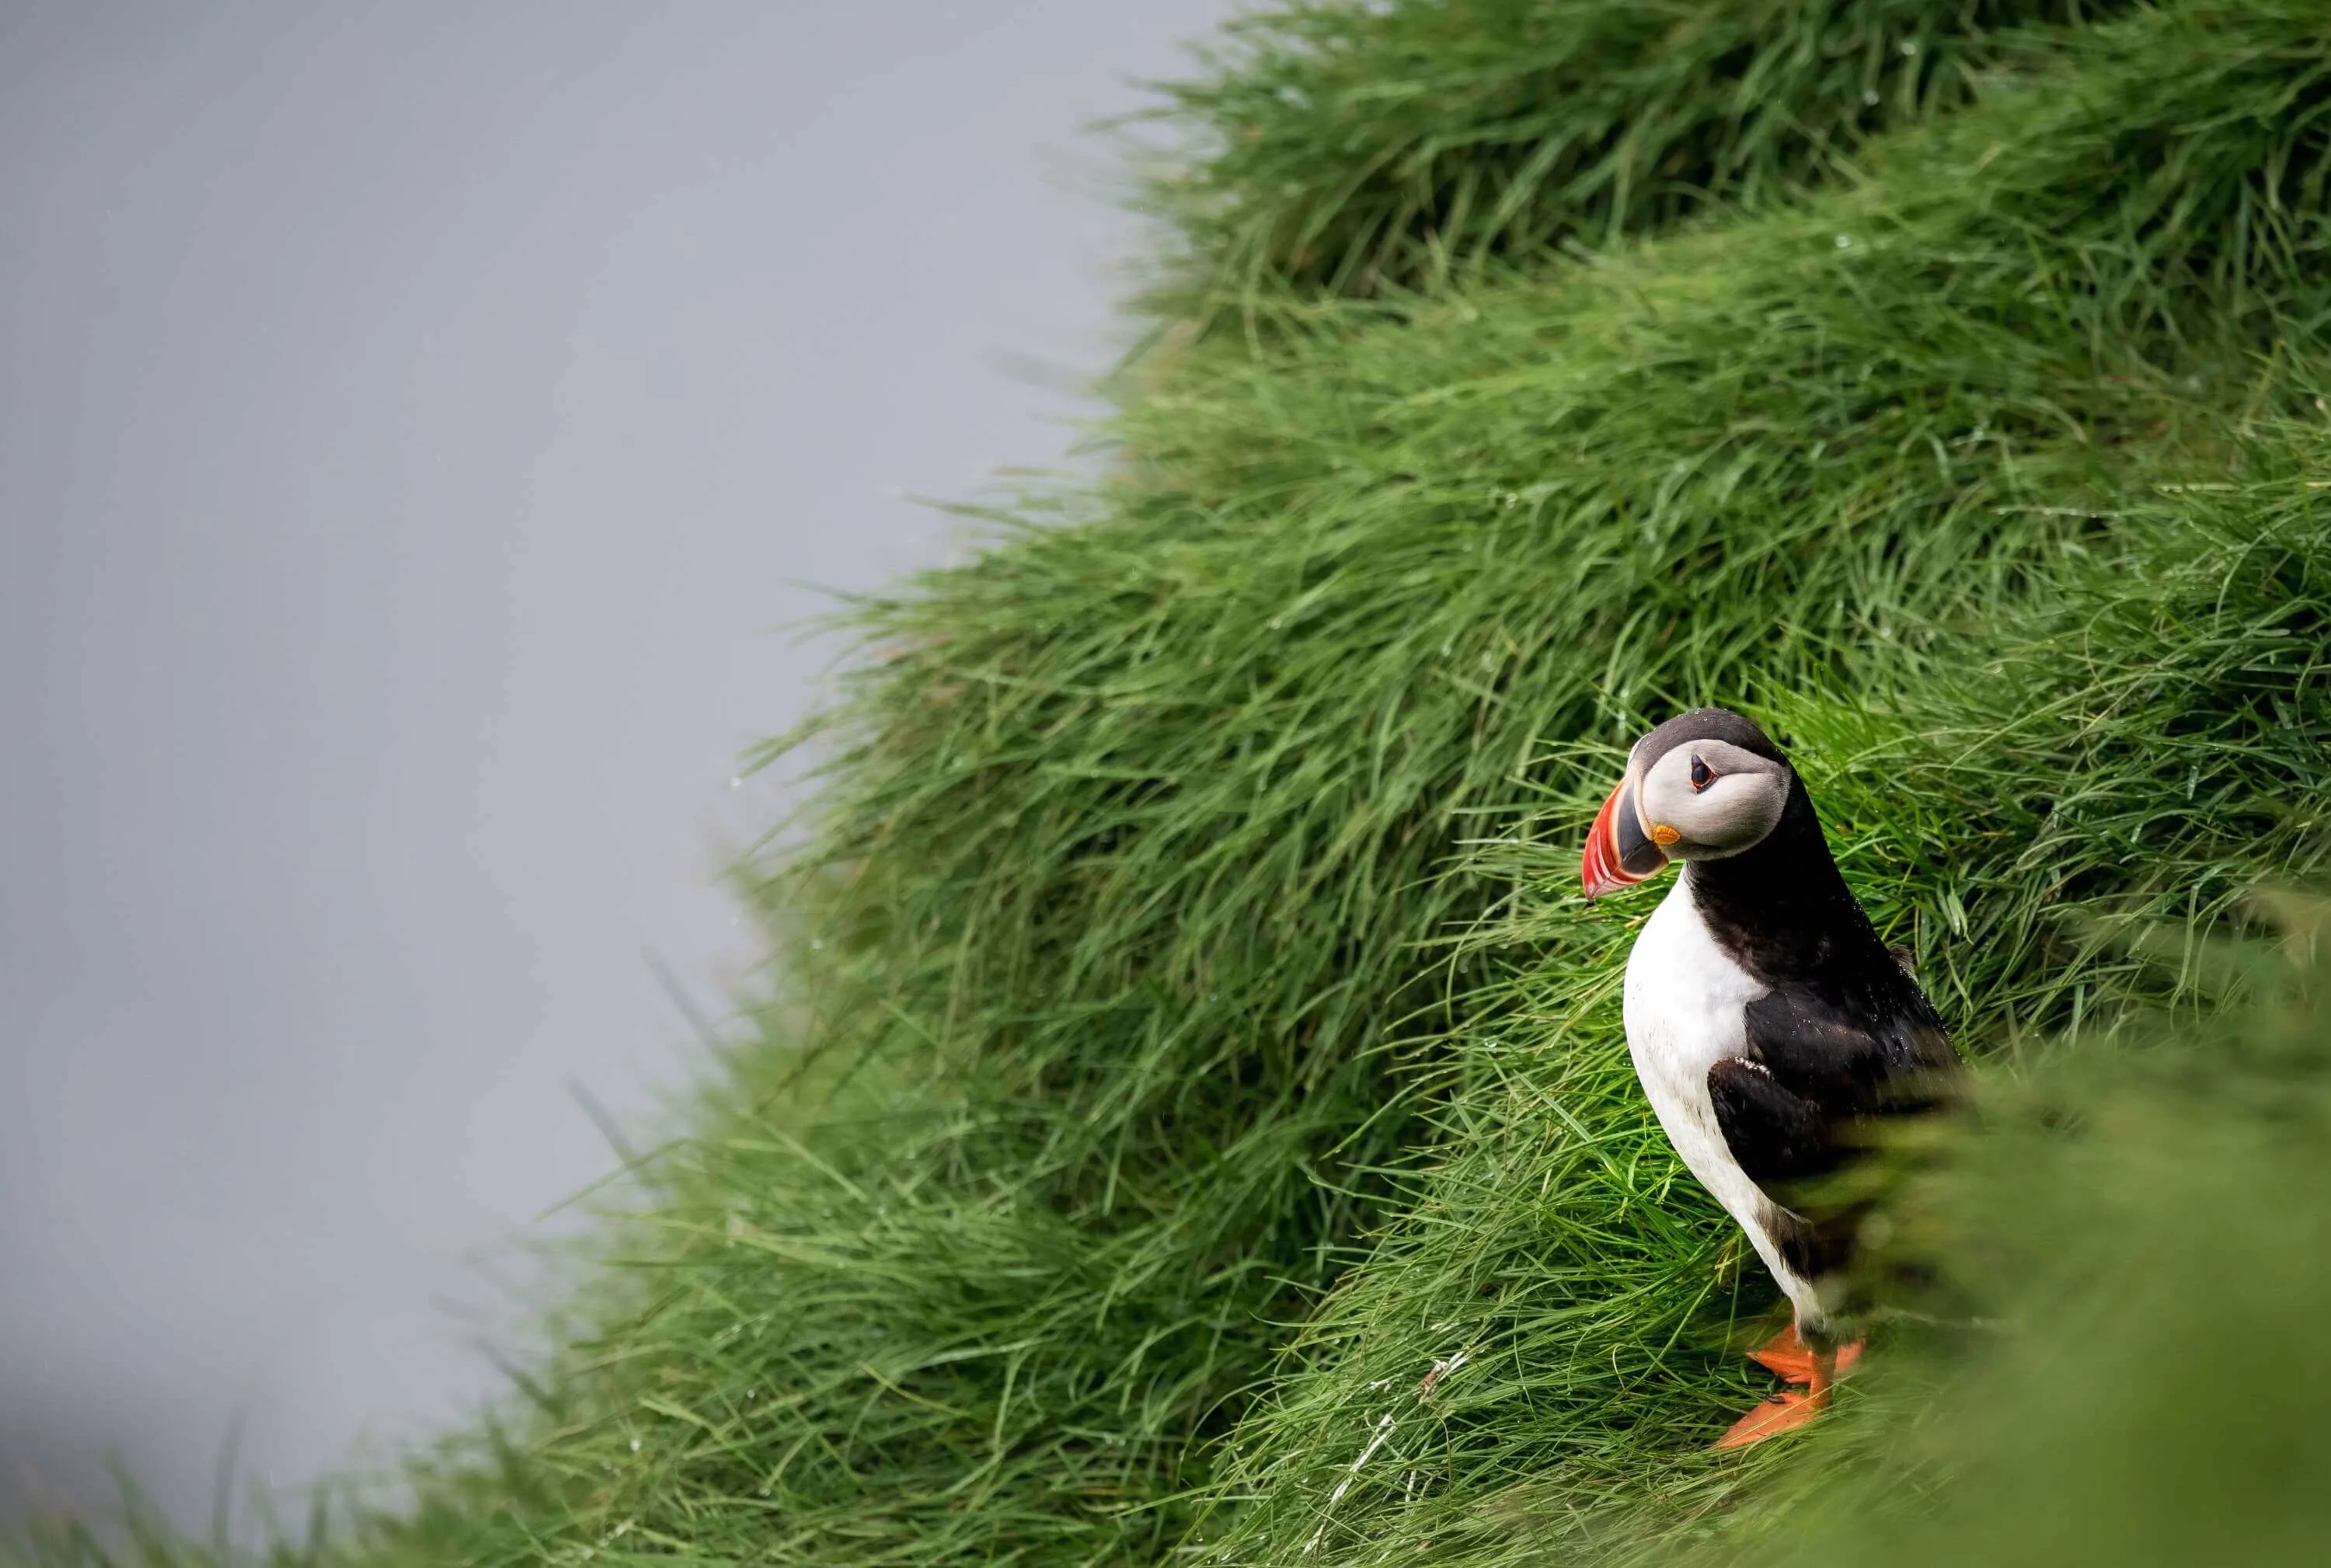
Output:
top-left (18, 2), bottom-right (2331, 1564)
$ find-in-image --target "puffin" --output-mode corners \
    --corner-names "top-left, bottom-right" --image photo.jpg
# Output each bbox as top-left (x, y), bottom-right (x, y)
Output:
top-left (1579, 707), bottom-right (1960, 1448)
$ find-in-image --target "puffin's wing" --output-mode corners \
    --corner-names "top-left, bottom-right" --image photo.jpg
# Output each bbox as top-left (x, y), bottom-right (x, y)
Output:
top-left (1709, 977), bottom-right (1956, 1209)
top-left (1706, 1057), bottom-right (1864, 1281)
top-left (1741, 979), bottom-right (1959, 1110)
top-left (1706, 1058), bottom-right (1848, 1189)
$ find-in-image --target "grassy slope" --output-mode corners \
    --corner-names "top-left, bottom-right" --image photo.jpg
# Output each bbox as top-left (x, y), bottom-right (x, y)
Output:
top-left (1179, 9), bottom-right (2331, 1558)
top-left (12, 3), bottom-right (2329, 1566)
top-left (1147, 0), bottom-right (2133, 308)
top-left (1199, 438), bottom-right (2331, 1565)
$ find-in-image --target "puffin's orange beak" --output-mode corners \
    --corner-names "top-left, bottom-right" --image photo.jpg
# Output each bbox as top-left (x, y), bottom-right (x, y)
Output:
top-left (1582, 774), bottom-right (1666, 900)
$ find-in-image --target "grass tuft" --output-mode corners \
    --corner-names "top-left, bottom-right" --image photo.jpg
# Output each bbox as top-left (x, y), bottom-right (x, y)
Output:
top-left (1141, 0), bottom-right (2134, 314)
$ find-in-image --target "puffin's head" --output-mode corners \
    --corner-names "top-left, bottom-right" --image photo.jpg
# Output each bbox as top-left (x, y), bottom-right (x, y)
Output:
top-left (1580, 707), bottom-right (1794, 899)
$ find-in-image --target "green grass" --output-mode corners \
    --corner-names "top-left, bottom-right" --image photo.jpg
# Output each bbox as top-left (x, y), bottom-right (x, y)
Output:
top-left (1193, 434), bottom-right (2331, 1565)
top-left (1141, 0), bottom-right (2134, 313)
top-left (15, 2), bottom-right (2331, 1565)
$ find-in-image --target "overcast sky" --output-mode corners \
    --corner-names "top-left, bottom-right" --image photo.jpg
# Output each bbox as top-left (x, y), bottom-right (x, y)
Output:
top-left (0, 0), bottom-right (1233, 1526)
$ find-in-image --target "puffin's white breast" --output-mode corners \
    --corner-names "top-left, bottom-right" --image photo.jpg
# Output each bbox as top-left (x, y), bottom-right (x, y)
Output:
top-left (1622, 873), bottom-right (1822, 1315)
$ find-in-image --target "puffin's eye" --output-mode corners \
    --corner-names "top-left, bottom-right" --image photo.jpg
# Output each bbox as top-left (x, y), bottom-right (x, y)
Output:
top-left (1688, 755), bottom-right (1714, 791)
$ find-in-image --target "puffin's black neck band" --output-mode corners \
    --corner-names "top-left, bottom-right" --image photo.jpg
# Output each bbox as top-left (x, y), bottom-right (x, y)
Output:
top-left (1685, 779), bottom-right (1886, 983)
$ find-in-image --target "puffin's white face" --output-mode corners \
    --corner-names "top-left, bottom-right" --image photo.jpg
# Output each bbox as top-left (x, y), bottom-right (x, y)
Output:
top-left (1581, 713), bottom-right (1794, 898)
top-left (1633, 737), bottom-right (1790, 862)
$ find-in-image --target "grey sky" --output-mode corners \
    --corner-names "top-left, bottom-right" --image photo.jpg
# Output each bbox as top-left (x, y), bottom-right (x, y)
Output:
top-left (0, 0), bottom-right (1232, 1525)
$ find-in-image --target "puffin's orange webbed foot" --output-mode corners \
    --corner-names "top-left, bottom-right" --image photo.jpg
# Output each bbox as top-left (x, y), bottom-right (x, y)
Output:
top-left (1746, 1325), bottom-right (1862, 1384)
top-left (1718, 1329), bottom-right (1865, 1449)
top-left (1716, 1388), bottom-right (1825, 1449)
